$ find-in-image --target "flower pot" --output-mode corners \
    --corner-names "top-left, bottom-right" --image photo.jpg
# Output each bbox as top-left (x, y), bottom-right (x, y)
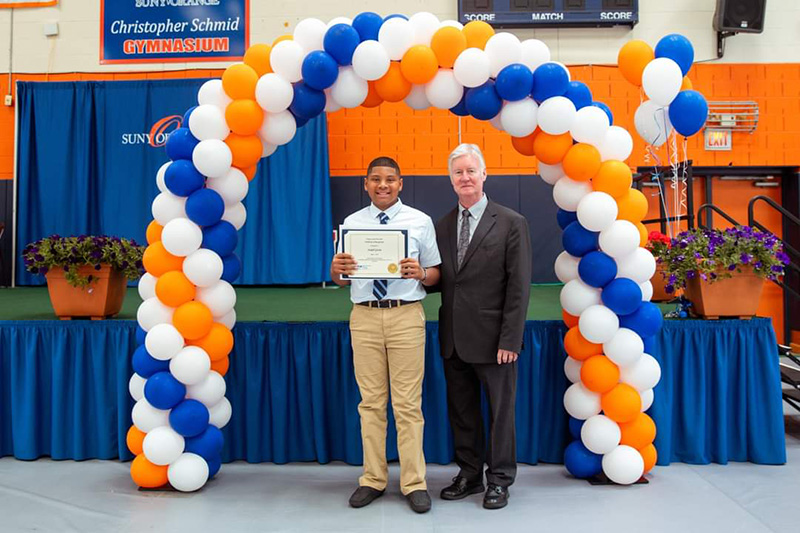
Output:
top-left (651, 263), bottom-right (680, 302)
top-left (684, 266), bottom-right (764, 318)
top-left (45, 264), bottom-right (128, 320)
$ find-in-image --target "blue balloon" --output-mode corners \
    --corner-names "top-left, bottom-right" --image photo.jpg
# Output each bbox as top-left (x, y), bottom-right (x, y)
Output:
top-left (449, 91), bottom-right (469, 116)
top-left (465, 80), bottom-right (502, 121)
top-left (290, 82), bottom-right (326, 120)
top-left (183, 105), bottom-right (196, 125)
top-left (578, 251), bottom-right (618, 288)
top-left (184, 425), bottom-right (224, 461)
top-left (352, 12), bottom-right (383, 42)
top-left (164, 160), bottom-right (204, 197)
top-left (221, 254), bottom-right (241, 283)
top-left (186, 188), bottom-right (225, 227)
top-left (602, 278), bottom-right (643, 315)
top-left (291, 111), bottom-right (310, 128)
top-left (562, 221), bottom-right (599, 258)
top-left (557, 209), bottom-right (578, 230)
top-left (301, 51), bottom-right (339, 90)
top-left (169, 399), bottom-right (210, 437)
top-left (207, 455), bottom-right (222, 479)
top-left (132, 345), bottom-right (169, 378)
top-left (568, 417), bottom-right (585, 440)
top-left (495, 63), bottom-right (533, 102)
top-left (202, 221), bottom-right (238, 257)
top-left (592, 101), bottom-right (613, 125)
top-left (565, 81), bottom-right (592, 110)
top-left (165, 127), bottom-right (199, 162)
top-left (531, 62), bottom-right (569, 102)
top-left (144, 371), bottom-right (187, 410)
top-left (324, 23), bottom-right (360, 66)
top-left (620, 302), bottom-right (664, 338)
top-left (564, 440), bottom-right (603, 479)
top-left (384, 14), bottom-right (408, 22)
top-left (668, 90), bottom-right (708, 137)
top-left (655, 34), bottom-right (694, 76)
top-left (135, 325), bottom-right (147, 346)
top-left (643, 335), bottom-right (657, 355)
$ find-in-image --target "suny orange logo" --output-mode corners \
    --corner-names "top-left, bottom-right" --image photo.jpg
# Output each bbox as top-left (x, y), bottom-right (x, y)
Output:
top-left (120, 114), bottom-right (183, 147)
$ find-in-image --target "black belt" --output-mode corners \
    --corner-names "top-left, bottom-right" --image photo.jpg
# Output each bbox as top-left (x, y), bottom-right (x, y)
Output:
top-left (357, 299), bottom-right (418, 309)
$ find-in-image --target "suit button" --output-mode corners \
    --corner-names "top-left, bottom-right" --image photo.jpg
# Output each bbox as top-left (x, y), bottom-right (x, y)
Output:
top-left (455, 283), bottom-right (460, 289)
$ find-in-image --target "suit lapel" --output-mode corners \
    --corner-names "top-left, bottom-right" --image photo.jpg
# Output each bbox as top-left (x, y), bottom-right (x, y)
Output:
top-left (459, 201), bottom-right (497, 271)
top-left (444, 207), bottom-right (459, 273)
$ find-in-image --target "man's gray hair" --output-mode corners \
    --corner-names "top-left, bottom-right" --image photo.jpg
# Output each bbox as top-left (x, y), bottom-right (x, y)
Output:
top-left (448, 143), bottom-right (486, 175)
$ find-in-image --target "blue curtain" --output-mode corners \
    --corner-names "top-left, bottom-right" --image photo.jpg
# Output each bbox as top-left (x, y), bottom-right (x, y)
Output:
top-left (15, 80), bottom-right (333, 286)
top-left (0, 319), bottom-right (785, 465)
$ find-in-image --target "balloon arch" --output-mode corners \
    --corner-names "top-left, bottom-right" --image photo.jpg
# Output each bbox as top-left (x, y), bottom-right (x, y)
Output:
top-left (125, 13), bottom-right (709, 492)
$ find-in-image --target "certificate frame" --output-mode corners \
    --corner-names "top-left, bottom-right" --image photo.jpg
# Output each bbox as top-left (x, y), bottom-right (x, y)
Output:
top-left (340, 227), bottom-right (409, 280)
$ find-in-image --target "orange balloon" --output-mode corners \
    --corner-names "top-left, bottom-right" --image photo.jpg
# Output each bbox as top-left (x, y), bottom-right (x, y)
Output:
top-left (593, 160), bottom-right (633, 198)
top-left (462, 20), bottom-right (494, 50)
top-left (619, 413), bottom-right (657, 450)
top-left (533, 132), bottom-right (573, 165)
top-left (639, 443), bottom-right (658, 473)
top-left (240, 165), bottom-right (258, 181)
top-left (616, 188), bottom-right (649, 223)
top-left (143, 241), bottom-right (184, 277)
top-left (210, 355), bottom-right (230, 376)
top-left (562, 309), bottom-right (579, 328)
top-left (244, 43), bottom-right (272, 76)
top-left (155, 271), bottom-right (196, 308)
top-left (374, 62), bottom-right (412, 102)
top-left (173, 301), bottom-right (213, 340)
top-left (430, 27), bottom-right (467, 68)
top-left (680, 76), bottom-right (693, 91)
top-left (362, 81), bottom-right (383, 108)
top-left (580, 355), bottom-right (621, 394)
top-left (636, 221), bottom-right (649, 246)
top-left (126, 425), bottom-right (145, 456)
top-left (401, 45), bottom-right (438, 85)
top-left (562, 143), bottom-right (601, 182)
top-left (222, 63), bottom-right (259, 101)
top-left (512, 129), bottom-right (540, 156)
top-left (617, 40), bottom-right (654, 86)
top-left (564, 326), bottom-right (602, 361)
top-left (225, 99), bottom-right (264, 136)
top-left (189, 322), bottom-right (234, 361)
top-left (146, 220), bottom-right (163, 245)
top-left (131, 454), bottom-right (169, 488)
top-left (226, 133), bottom-right (263, 168)
top-left (272, 34), bottom-right (292, 46)
top-left (601, 383), bottom-right (642, 423)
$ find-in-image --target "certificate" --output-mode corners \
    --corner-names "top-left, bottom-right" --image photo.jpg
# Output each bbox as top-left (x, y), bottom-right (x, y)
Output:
top-left (340, 227), bottom-right (409, 279)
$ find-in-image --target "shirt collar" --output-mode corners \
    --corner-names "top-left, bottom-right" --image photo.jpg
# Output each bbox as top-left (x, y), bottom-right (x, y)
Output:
top-left (459, 194), bottom-right (488, 219)
top-left (369, 198), bottom-right (403, 221)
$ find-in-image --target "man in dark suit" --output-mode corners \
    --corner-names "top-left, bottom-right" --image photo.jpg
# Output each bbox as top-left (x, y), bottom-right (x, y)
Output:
top-left (435, 143), bottom-right (532, 510)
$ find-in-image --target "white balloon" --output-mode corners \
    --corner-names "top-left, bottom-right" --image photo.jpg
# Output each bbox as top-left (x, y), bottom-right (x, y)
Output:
top-left (425, 69), bottom-right (463, 109)
top-left (208, 397), bottom-right (232, 428)
top-left (330, 66), bottom-right (368, 108)
top-left (485, 32), bottom-right (522, 78)
top-left (634, 100), bottom-right (672, 147)
top-left (143, 426), bottom-right (185, 466)
top-left (192, 139), bottom-right (232, 179)
top-left (602, 445), bottom-right (645, 485)
top-left (620, 353), bottom-right (662, 391)
top-left (599, 220), bottom-right (641, 259)
top-left (206, 168), bottom-right (249, 206)
top-left (168, 453), bottom-right (209, 492)
top-left (262, 141), bottom-right (277, 158)
top-left (222, 202), bottom-right (247, 230)
top-left (129, 373), bottom-right (146, 401)
top-left (188, 105), bottom-right (229, 141)
top-left (553, 176), bottom-right (593, 212)
top-left (293, 18), bottom-right (327, 52)
top-left (132, 398), bottom-right (170, 432)
top-left (640, 388), bottom-right (655, 411)
top-left (409, 12), bottom-right (440, 46)
top-left (137, 297), bottom-right (175, 332)
top-left (326, 17), bottom-right (352, 29)
top-left (581, 414), bottom-right (621, 455)
top-left (570, 105), bottom-right (610, 146)
top-left (560, 279), bottom-right (602, 316)
top-left (489, 112), bottom-right (505, 132)
top-left (642, 57), bottom-right (683, 106)
top-left (578, 304), bottom-right (620, 344)
top-left (156, 162), bottom-right (170, 193)
top-left (500, 98), bottom-right (538, 137)
top-left (538, 162), bottom-right (563, 186)
top-left (219, 308), bottom-right (237, 330)
top-left (183, 248), bottom-right (223, 288)
top-left (151, 191), bottom-right (187, 226)
top-left (577, 191), bottom-right (618, 232)
top-left (640, 280), bottom-right (654, 301)
top-left (565, 356), bottom-right (583, 384)
top-left (196, 280), bottom-right (237, 317)
top-left (616, 247), bottom-right (657, 284)
top-left (170, 346), bottom-right (212, 386)
top-left (555, 251), bottom-right (580, 283)
top-left (255, 73), bottom-right (294, 113)
top-left (603, 328), bottom-right (644, 368)
top-left (145, 323), bottom-right (185, 361)
top-left (187, 371), bottom-right (227, 407)
top-left (519, 38), bottom-right (551, 71)
top-left (563, 383), bottom-right (602, 420)
top-left (259, 110), bottom-right (297, 146)
top-left (439, 20), bottom-right (464, 30)
top-left (138, 273), bottom-right (157, 301)
top-left (270, 40), bottom-right (305, 83)
top-left (599, 125), bottom-right (634, 161)
top-left (453, 48), bottom-right (490, 88)
top-left (352, 40), bottom-right (390, 81)
top-left (404, 84), bottom-right (430, 110)
top-left (378, 17), bottom-right (414, 60)
top-left (538, 96), bottom-right (576, 135)
top-left (197, 79), bottom-right (232, 109)
top-left (161, 218), bottom-right (203, 257)
top-left (323, 88), bottom-right (341, 113)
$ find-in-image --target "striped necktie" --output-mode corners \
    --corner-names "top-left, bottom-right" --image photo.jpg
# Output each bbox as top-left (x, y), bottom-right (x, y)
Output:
top-left (372, 212), bottom-right (390, 300)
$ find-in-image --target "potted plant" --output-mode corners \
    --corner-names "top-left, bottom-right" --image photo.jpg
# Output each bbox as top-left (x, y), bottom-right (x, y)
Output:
top-left (22, 235), bottom-right (145, 320)
top-left (662, 226), bottom-right (789, 318)
top-left (645, 230), bottom-right (678, 302)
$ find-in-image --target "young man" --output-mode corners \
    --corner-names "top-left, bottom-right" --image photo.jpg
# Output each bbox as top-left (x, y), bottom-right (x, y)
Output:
top-left (330, 156), bottom-right (441, 514)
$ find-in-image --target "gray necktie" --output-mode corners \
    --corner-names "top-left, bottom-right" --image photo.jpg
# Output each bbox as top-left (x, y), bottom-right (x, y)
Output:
top-left (457, 209), bottom-right (470, 268)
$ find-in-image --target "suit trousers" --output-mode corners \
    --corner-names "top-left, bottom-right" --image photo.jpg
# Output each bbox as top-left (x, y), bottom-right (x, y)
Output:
top-left (443, 351), bottom-right (517, 487)
top-left (349, 302), bottom-right (427, 495)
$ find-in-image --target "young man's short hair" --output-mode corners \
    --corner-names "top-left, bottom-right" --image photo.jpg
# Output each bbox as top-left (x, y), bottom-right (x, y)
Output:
top-left (367, 156), bottom-right (401, 177)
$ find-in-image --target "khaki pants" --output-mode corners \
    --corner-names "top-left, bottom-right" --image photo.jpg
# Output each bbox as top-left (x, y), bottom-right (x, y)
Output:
top-left (349, 301), bottom-right (427, 495)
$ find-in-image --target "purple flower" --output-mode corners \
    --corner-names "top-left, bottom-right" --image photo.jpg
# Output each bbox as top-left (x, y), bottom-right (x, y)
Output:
top-left (754, 261), bottom-right (763, 269)
top-left (740, 253), bottom-right (751, 264)
top-left (776, 251), bottom-right (790, 265)
top-left (700, 273), bottom-right (707, 281)
top-left (694, 252), bottom-right (702, 259)
top-left (668, 274), bottom-right (677, 284)
top-left (710, 272), bottom-right (717, 279)
top-left (687, 270), bottom-right (697, 279)
top-left (34, 254), bottom-right (44, 262)
top-left (94, 264), bottom-right (101, 271)
top-left (666, 285), bottom-right (675, 294)
top-left (771, 265), bottom-right (783, 273)
top-left (728, 264), bottom-right (737, 271)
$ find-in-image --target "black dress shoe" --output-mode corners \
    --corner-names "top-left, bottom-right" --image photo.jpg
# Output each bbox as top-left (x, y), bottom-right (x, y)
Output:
top-left (483, 484), bottom-right (509, 510)
top-left (406, 490), bottom-right (432, 513)
top-left (440, 476), bottom-right (485, 500)
top-left (349, 486), bottom-right (384, 508)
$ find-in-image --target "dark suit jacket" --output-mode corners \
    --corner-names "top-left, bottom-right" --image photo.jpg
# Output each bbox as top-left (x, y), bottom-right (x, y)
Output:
top-left (435, 200), bottom-right (532, 364)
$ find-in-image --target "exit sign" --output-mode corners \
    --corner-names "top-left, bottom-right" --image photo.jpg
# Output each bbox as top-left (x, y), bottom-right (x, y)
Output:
top-left (704, 129), bottom-right (732, 151)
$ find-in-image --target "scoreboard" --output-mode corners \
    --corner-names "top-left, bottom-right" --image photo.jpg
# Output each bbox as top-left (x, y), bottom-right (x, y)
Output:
top-left (458, 0), bottom-right (639, 28)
